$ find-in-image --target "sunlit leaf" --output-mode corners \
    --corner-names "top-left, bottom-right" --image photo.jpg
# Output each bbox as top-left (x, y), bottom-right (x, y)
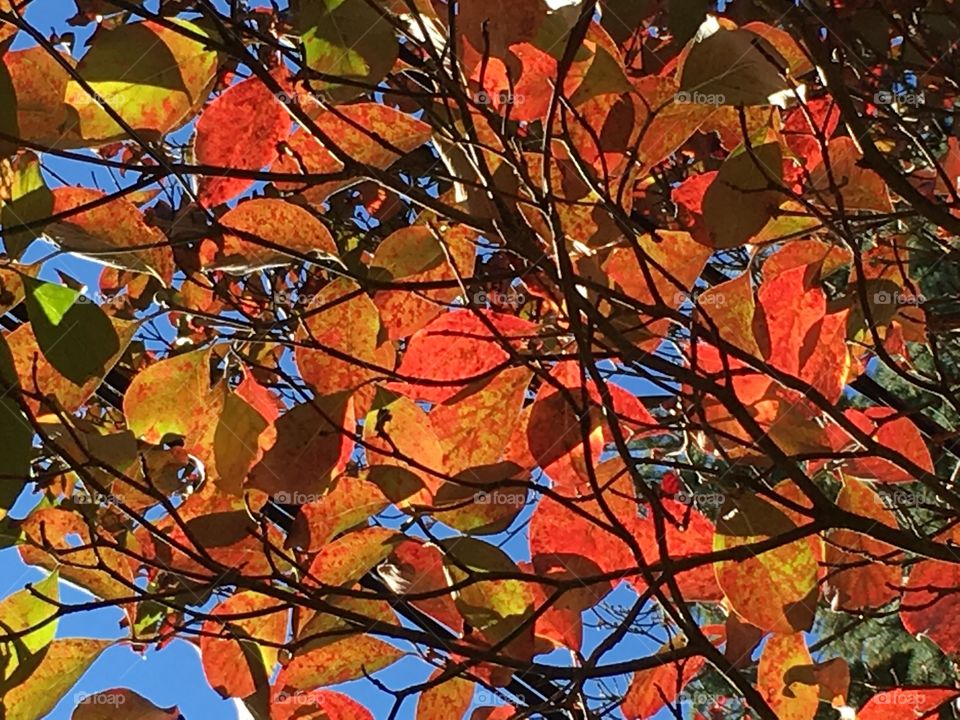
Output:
top-left (200, 591), bottom-right (287, 700)
top-left (714, 494), bottom-right (819, 633)
top-left (0, 571), bottom-right (59, 683)
top-left (2, 638), bottom-right (112, 720)
top-left (621, 637), bottom-right (705, 720)
top-left (47, 187), bottom-right (174, 283)
top-left (246, 394), bottom-right (354, 499)
top-left (757, 633), bottom-right (819, 720)
top-left (824, 476), bottom-right (902, 611)
top-left (416, 670), bottom-right (474, 720)
top-left (1, 150), bottom-right (53, 258)
top-left (298, 0), bottom-right (398, 102)
top-left (208, 198), bottom-right (337, 273)
top-left (195, 75), bottom-right (289, 207)
top-left (64, 20), bottom-right (218, 142)
top-left (278, 635), bottom-right (403, 691)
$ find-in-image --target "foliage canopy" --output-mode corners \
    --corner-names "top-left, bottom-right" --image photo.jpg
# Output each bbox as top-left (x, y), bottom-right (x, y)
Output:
top-left (2, 0), bottom-right (960, 718)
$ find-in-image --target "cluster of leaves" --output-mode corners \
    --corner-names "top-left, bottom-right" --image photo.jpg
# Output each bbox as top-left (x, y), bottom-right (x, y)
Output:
top-left (1, 0), bottom-right (960, 718)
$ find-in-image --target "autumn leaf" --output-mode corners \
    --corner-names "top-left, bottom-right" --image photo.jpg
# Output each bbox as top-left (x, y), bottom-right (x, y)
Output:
top-left (200, 591), bottom-right (288, 700)
top-left (298, 0), bottom-right (398, 102)
top-left (714, 494), bottom-right (819, 634)
top-left (389, 309), bottom-right (537, 404)
top-left (23, 276), bottom-right (120, 385)
top-left (621, 637), bottom-right (705, 720)
top-left (679, 19), bottom-right (793, 107)
top-left (307, 526), bottom-right (402, 587)
top-left (757, 633), bottom-right (819, 720)
top-left (64, 20), bottom-right (218, 143)
top-left (271, 688), bottom-right (373, 720)
top-left (208, 198), bottom-right (337, 273)
top-left (439, 536), bottom-right (537, 660)
top-left (0, 332), bottom-right (31, 511)
top-left (415, 670), bottom-right (474, 720)
top-left (900, 528), bottom-right (960, 655)
top-left (0, 150), bottom-right (53, 258)
top-left (2, 638), bottom-right (112, 720)
top-left (824, 476), bottom-right (902, 611)
top-left (72, 689), bottom-right (180, 719)
top-left (246, 394), bottom-right (355, 498)
top-left (47, 187), bottom-right (174, 283)
top-left (195, 75), bottom-right (289, 208)
top-left (277, 635), bottom-right (403, 691)
top-left (288, 475), bottom-right (389, 551)
top-left (857, 688), bottom-right (959, 720)
top-left (295, 278), bottom-right (389, 396)
top-left (0, 571), bottom-right (59, 683)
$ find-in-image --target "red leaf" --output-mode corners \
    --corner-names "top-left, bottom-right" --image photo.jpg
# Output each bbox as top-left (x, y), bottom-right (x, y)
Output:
top-left (389, 310), bottom-right (537, 403)
top-left (857, 689), bottom-right (959, 720)
top-left (415, 671), bottom-right (474, 720)
top-left (200, 592), bottom-right (287, 700)
top-left (270, 688), bottom-right (373, 720)
top-left (195, 76), bottom-right (289, 207)
top-left (621, 639), bottom-right (705, 720)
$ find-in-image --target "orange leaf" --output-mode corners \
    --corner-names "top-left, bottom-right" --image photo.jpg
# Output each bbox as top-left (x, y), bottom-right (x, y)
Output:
top-left (824, 477), bottom-right (902, 611)
top-left (389, 310), bottom-right (537, 403)
top-left (200, 592), bottom-right (288, 700)
top-left (621, 638), bottom-right (705, 720)
top-left (416, 670), bottom-right (474, 720)
top-left (757, 633), bottom-right (819, 720)
top-left (196, 76), bottom-right (289, 207)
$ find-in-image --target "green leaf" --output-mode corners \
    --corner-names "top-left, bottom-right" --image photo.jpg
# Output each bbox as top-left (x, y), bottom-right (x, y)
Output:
top-left (64, 20), bottom-right (218, 143)
top-left (1, 151), bottom-right (54, 259)
top-left (2, 638), bottom-right (111, 720)
top-left (0, 571), bottom-right (60, 684)
top-left (298, 0), bottom-right (398, 102)
top-left (23, 277), bottom-right (121, 385)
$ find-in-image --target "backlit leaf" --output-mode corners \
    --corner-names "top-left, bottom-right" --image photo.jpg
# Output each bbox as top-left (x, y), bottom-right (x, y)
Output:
top-left (23, 276), bottom-right (120, 385)
top-left (209, 198), bottom-right (337, 273)
top-left (298, 0), bottom-right (398, 102)
top-left (72, 689), bottom-right (180, 719)
top-left (757, 633), bottom-right (819, 720)
top-left (64, 20), bottom-right (218, 143)
top-left (2, 638), bottom-right (112, 720)
top-left (714, 493), bottom-right (819, 633)
top-left (47, 187), bottom-right (174, 283)
top-left (278, 635), bottom-right (403, 691)
top-left (200, 591), bottom-right (288, 700)
top-left (195, 75), bottom-right (289, 207)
